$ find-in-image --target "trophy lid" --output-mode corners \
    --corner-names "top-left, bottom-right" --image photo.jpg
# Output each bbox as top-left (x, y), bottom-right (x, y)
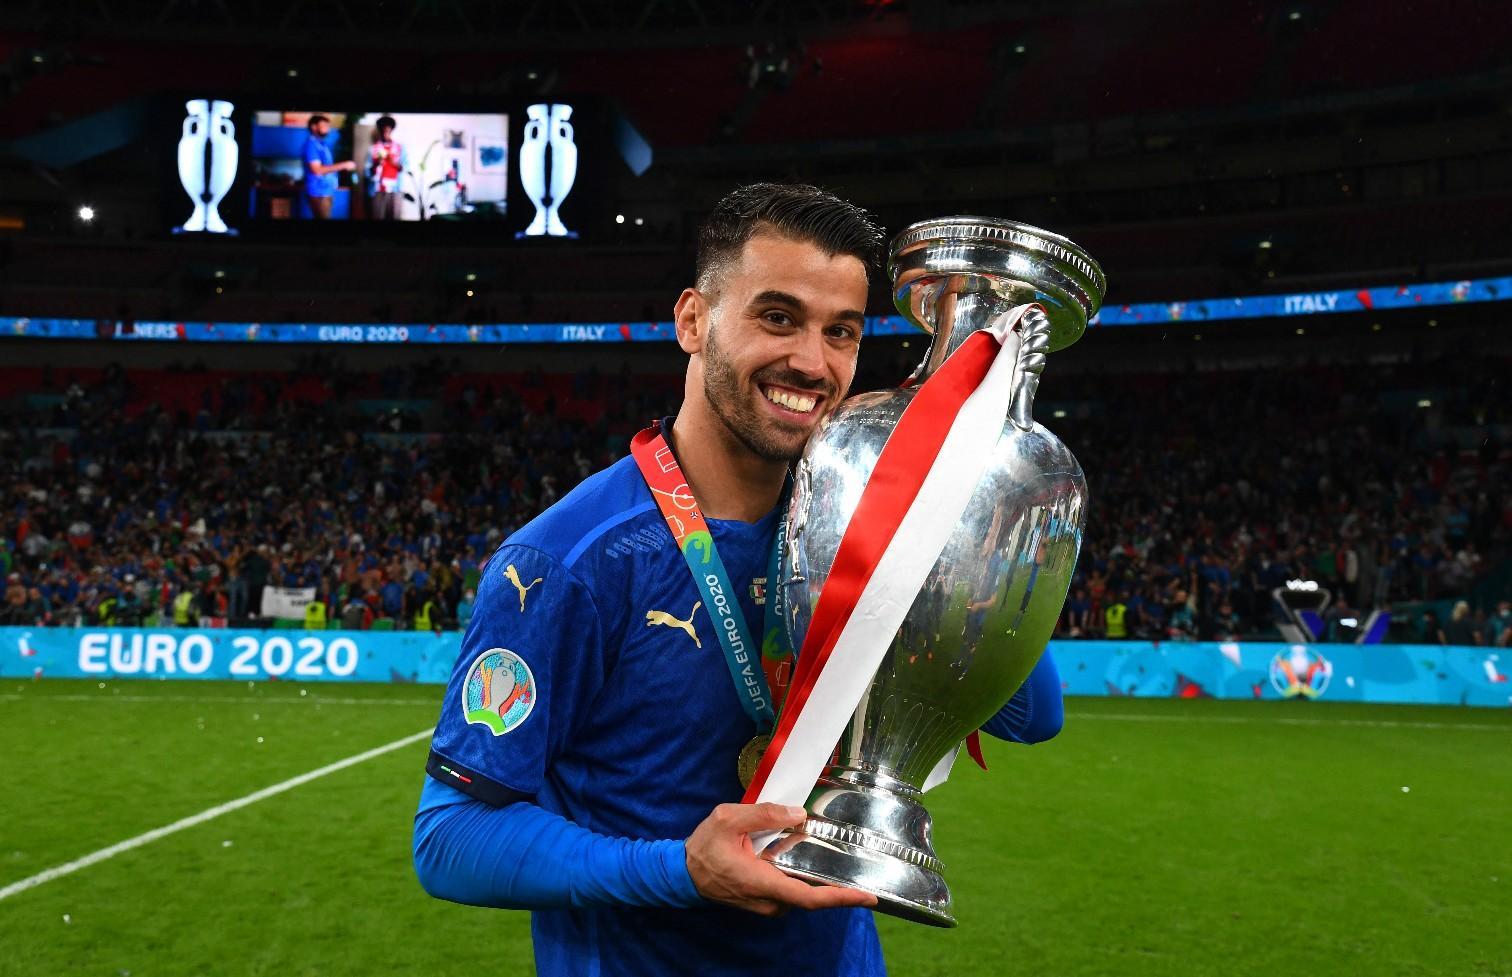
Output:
top-left (888, 217), bottom-right (1106, 351)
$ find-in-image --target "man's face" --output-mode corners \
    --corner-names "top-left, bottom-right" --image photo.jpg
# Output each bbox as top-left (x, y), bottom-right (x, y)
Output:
top-left (311, 119), bottom-right (330, 138)
top-left (683, 231), bottom-right (868, 462)
top-left (378, 125), bottom-right (394, 142)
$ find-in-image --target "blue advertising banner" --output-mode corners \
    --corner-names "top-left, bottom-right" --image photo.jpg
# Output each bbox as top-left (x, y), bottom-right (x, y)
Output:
top-left (1053, 640), bottom-right (1512, 708)
top-left (1088, 275), bottom-right (1511, 328)
top-left (4, 628), bottom-right (1509, 709)
top-left (0, 626), bottom-right (459, 686)
top-left (0, 318), bottom-right (685, 345)
top-left (3, 274), bottom-right (1508, 346)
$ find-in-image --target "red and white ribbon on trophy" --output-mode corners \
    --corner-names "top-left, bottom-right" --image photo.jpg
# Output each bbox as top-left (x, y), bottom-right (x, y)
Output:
top-left (743, 303), bottom-right (1039, 852)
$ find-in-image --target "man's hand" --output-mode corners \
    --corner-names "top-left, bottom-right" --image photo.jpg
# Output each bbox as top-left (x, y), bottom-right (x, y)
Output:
top-left (686, 803), bottom-right (877, 917)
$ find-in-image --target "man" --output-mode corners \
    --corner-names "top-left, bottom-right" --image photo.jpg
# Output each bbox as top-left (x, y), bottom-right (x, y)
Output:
top-left (365, 115), bottom-right (407, 220)
top-left (414, 184), bottom-right (1064, 976)
top-left (301, 114), bottom-right (355, 220)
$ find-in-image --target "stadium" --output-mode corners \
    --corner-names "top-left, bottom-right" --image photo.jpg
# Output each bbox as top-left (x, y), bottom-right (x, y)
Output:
top-left (1, 1), bottom-right (1509, 974)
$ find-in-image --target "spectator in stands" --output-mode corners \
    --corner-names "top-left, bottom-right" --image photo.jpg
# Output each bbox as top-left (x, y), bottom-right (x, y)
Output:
top-left (1166, 570), bottom-right (1199, 641)
top-left (1486, 601), bottom-right (1512, 648)
top-left (1104, 591), bottom-right (1129, 639)
top-left (1210, 600), bottom-right (1242, 641)
top-left (116, 575), bottom-right (143, 626)
top-left (342, 590), bottom-right (373, 630)
top-left (1063, 586), bottom-right (1090, 637)
top-left (172, 584), bottom-right (199, 628)
top-left (380, 572), bottom-right (405, 621)
top-left (1420, 609), bottom-right (1448, 645)
top-left (1445, 600), bottom-right (1479, 646)
top-left (2, 573), bottom-right (25, 623)
top-left (227, 547), bottom-right (249, 621)
top-left (455, 588), bottom-right (475, 630)
top-left (412, 588), bottom-right (441, 632)
top-left (243, 545), bottom-right (271, 618)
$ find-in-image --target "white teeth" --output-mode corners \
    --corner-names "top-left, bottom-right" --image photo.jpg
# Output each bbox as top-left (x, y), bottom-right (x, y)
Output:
top-left (764, 387), bottom-right (816, 414)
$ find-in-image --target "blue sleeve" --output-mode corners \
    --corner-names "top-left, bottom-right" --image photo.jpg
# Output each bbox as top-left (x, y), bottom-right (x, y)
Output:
top-left (426, 545), bottom-right (607, 804)
top-left (413, 777), bottom-right (701, 910)
top-left (981, 650), bottom-right (1063, 744)
top-left (302, 137), bottom-right (322, 166)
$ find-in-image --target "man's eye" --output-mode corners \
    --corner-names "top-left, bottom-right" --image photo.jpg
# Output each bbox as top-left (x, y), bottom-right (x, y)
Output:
top-left (765, 311), bottom-right (794, 327)
top-left (826, 325), bottom-right (859, 341)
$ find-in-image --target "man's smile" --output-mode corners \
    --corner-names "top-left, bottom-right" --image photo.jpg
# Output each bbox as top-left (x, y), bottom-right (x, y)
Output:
top-left (759, 382), bottom-right (821, 416)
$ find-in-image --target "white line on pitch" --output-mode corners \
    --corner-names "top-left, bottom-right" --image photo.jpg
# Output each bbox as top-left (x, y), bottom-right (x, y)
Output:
top-left (1069, 712), bottom-right (1511, 732)
top-left (0, 727), bottom-right (434, 903)
top-left (0, 693), bottom-right (439, 707)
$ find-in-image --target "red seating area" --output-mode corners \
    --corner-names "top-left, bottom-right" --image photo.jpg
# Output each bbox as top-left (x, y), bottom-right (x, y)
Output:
top-left (0, 365), bottom-right (681, 428)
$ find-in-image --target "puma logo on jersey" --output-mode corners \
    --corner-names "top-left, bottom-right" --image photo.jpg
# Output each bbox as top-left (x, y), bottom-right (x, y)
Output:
top-left (646, 601), bottom-right (702, 649)
top-left (504, 564), bottom-right (543, 612)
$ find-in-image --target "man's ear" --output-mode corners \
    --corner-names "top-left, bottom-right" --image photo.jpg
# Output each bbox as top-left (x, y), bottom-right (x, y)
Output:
top-left (674, 288), bottom-right (709, 355)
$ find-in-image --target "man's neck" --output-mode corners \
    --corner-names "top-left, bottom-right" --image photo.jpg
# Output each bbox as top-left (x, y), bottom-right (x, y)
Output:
top-left (667, 407), bottom-right (788, 522)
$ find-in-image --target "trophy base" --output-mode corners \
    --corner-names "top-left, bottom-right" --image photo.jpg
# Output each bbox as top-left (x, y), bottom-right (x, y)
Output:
top-left (760, 775), bottom-right (955, 928)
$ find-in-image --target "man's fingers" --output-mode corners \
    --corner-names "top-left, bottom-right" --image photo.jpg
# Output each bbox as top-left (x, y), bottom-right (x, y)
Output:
top-left (766, 873), bottom-right (877, 911)
top-left (717, 802), bottom-right (809, 834)
top-left (688, 802), bottom-right (876, 916)
top-left (740, 859), bottom-right (877, 911)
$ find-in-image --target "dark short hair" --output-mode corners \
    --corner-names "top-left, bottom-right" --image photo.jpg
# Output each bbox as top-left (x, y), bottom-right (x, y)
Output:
top-left (377, 115), bottom-right (396, 130)
top-left (695, 183), bottom-right (883, 294)
top-left (307, 114), bottom-right (330, 131)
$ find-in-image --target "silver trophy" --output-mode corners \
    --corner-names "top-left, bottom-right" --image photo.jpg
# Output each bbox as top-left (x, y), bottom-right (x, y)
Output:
top-left (761, 218), bottom-right (1104, 926)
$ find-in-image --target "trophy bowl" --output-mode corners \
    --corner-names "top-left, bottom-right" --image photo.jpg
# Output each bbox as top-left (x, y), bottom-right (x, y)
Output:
top-left (760, 217), bottom-right (1105, 926)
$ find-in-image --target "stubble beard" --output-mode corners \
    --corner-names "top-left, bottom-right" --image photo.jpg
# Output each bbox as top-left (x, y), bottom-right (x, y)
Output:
top-left (702, 326), bottom-right (814, 463)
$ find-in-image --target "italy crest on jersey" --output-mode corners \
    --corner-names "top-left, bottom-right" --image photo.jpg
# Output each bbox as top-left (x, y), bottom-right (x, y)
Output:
top-left (462, 648), bottom-right (537, 735)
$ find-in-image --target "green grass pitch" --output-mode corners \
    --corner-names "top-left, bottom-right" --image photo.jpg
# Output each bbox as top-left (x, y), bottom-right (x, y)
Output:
top-left (3, 678), bottom-right (1509, 976)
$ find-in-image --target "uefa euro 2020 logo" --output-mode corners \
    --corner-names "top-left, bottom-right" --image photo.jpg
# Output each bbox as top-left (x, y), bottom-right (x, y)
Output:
top-left (462, 648), bottom-right (536, 736)
top-left (1269, 645), bottom-right (1332, 699)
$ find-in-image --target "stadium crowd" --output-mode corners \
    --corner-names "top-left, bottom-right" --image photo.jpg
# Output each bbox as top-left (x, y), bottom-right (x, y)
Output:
top-left (0, 357), bottom-right (672, 634)
top-left (1, 351), bottom-right (1507, 644)
top-left (1053, 354), bottom-right (1510, 645)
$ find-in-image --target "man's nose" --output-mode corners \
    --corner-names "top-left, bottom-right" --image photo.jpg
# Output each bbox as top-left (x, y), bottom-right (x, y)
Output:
top-left (786, 326), bottom-right (827, 379)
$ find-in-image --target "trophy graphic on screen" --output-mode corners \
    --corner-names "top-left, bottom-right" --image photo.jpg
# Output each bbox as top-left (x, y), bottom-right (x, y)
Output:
top-left (176, 99), bottom-right (238, 235)
top-left (518, 103), bottom-right (577, 237)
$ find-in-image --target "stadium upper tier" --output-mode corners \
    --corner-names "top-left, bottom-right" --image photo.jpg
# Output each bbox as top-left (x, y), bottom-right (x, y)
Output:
top-left (2, 0), bottom-right (1508, 144)
top-left (0, 354), bottom-right (1506, 644)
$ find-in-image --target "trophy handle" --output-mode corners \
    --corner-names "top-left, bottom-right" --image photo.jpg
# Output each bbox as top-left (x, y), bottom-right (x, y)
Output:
top-left (1008, 304), bottom-right (1052, 432)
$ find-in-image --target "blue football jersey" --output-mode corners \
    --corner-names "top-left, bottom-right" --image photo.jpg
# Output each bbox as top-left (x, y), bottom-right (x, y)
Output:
top-left (426, 451), bottom-right (884, 977)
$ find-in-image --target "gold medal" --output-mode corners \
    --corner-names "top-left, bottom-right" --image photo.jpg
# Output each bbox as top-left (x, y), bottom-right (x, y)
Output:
top-left (737, 733), bottom-right (773, 790)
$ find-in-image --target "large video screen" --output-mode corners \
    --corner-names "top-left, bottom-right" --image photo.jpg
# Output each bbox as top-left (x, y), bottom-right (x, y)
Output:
top-left (164, 94), bottom-right (647, 240)
top-left (247, 110), bottom-right (510, 222)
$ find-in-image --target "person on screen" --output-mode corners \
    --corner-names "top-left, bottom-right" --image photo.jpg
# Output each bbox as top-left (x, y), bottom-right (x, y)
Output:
top-left (302, 114), bottom-right (355, 220)
top-left (366, 116), bottom-right (408, 220)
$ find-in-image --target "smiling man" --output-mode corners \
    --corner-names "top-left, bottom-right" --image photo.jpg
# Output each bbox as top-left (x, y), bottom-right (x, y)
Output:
top-left (415, 184), bottom-right (886, 977)
top-left (412, 184), bottom-right (1064, 976)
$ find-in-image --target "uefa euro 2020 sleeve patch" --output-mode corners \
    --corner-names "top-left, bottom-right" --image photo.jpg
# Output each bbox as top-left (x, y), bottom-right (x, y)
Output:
top-left (462, 648), bottom-right (537, 736)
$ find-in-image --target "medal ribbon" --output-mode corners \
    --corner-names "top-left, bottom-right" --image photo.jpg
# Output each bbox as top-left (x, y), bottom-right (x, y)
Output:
top-left (741, 306), bottom-right (1038, 844)
top-left (630, 422), bottom-right (793, 731)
